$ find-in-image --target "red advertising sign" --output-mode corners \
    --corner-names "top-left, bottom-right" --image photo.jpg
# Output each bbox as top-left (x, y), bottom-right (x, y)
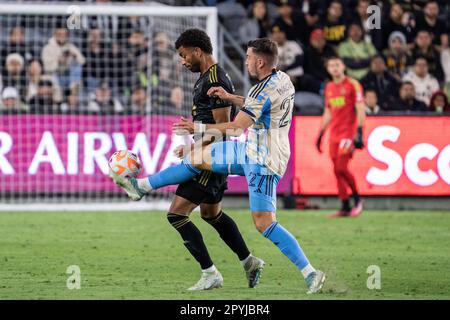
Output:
top-left (293, 116), bottom-right (450, 196)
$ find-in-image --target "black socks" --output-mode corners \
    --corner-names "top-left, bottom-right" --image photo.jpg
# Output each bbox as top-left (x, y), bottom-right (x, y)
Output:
top-left (203, 211), bottom-right (251, 261)
top-left (167, 213), bottom-right (213, 270)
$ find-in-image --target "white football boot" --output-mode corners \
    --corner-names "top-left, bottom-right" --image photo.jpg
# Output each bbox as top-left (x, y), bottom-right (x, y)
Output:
top-left (187, 270), bottom-right (223, 291)
top-left (109, 168), bottom-right (146, 201)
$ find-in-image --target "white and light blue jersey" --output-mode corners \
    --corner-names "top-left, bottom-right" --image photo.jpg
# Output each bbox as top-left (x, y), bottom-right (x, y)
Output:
top-left (240, 70), bottom-right (295, 176)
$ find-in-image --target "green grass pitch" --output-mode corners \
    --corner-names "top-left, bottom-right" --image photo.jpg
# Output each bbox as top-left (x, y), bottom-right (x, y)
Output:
top-left (0, 209), bottom-right (449, 300)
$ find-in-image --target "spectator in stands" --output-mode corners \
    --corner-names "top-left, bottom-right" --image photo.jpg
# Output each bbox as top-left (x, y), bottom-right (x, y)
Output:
top-left (319, 0), bottom-right (347, 49)
top-left (383, 31), bottom-right (412, 81)
top-left (87, 81), bottom-right (124, 114)
top-left (152, 32), bottom-right (176, 81)
top-left (429, 90), bottom-right (450, 113)
top-left (442, 48), bottom-right (450, 98)
top-left (60, 91), bottom-right (84, 114)
top-left (304, 28), bottom-right (335, 84)
top-left (0, 26), bottom-right (34, 73)
top-left (26, 59), bottom-right (61, 104)
top-left (382, 3), bottom-right (414, 49)
top-left (402, 57), bottom-right (440, 105)
top-left (299, 0), bottom-right (320, 28)
top-left (170, 86), bottom-right (187, 116)
top-left (273, 0), bottom-right (308, 45)
top-left (364, 89), bottom-right (381, 115)
top-left (414, 1), bottom-right (449, 49)
top-left (0, 87), bottom-right (28, 113)
top-left (82, 28), bottom-right (110, 94)
top-left (350, 0), bottom-right (383, 51)
top-left (387, 81), bottom-right (427, 112)
top-left (29, 79), bottom-right (59, 114)
top-left (41, 27), bottom-right (85, 99)
top-left (0, 53), bottom-right (27, 100)
top-left (411, 30), bottom-right (444, 81)
top-left (360, 55), bottom-right (400, 110)
top-left (271, 25), bottom-right (304, 87)
top-left (126, 86), bottom-right (148, 114)
top-left (239, 0), bottom-right (271, 46)
top-left (337, 22), bottom-right (377, 80)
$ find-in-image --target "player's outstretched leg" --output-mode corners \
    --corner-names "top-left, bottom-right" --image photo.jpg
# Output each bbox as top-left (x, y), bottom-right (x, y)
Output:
top-left (110, 156), bottom-right (202, 201)
top-left (167, 212), bottom-right (223, 291)
top-left (202, 208), bottom-right (265, 288)
top-left (254, 212), bottom-right (326, 294)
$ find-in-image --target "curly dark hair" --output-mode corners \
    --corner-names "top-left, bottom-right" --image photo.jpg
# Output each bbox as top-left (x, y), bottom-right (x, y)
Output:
top-left (175, 28), bottom-right (213, 54)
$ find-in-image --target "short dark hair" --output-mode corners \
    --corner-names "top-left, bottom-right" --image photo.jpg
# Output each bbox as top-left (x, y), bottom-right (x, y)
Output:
top-left (325, 55), bottom-right (343, 66)
top-left (175, 28), bottom-right (213, 54)
top-left (247, 38), bottom-right (278, 65)
top-left (401, 81), bottom-right (414, 89)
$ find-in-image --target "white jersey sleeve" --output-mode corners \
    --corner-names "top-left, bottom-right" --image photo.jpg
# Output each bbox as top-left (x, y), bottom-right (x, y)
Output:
top-left (241, 70), bottom-right (295, 176)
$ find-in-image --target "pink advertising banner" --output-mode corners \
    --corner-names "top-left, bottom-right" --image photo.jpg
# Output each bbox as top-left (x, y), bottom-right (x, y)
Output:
top-left (0, 115), bottom-right (292, 194)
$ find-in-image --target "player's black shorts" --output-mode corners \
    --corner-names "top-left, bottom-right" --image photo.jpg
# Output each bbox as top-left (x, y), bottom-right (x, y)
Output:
top-left (175, 170), bottom-right (228, 205)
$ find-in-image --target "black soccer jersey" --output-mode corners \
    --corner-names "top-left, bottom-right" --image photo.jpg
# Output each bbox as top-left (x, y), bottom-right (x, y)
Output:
top-left (192, 64), bottom-right (236, 125)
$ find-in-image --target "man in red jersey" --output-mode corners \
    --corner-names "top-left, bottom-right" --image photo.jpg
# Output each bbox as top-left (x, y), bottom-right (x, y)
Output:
top-left (316, 56), bottom-right (365, 217)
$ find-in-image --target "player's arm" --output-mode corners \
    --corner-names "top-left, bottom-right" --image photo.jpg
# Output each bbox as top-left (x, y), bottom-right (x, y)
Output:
top-left (207, 86), bottom-right (245, 107)
top-left (173, 112), bottom-right (253, 137)
top-left (353, 80), bottom-right (365, 149)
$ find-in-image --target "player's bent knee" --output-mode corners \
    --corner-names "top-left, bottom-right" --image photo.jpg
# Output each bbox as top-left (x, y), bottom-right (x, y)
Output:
top-left (252, 211), bottom-right (275, 233)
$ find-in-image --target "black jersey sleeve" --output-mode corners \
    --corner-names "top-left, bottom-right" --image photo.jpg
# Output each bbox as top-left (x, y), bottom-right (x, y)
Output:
top-left (207, 65), bottom-right (235, 110)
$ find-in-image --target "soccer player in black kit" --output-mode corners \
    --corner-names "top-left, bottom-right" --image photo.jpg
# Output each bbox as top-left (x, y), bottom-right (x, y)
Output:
top-left (169, 29), bottom-right (264, 290)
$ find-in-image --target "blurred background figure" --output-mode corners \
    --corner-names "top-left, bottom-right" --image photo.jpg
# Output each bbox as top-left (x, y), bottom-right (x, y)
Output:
top-left (0, 86), bottom-right (28, 112)
top-left (364, 89), bottom-right (381, 115)
top-left (87, 81), bottom-right (124, 114)
top-left (41, 26), bottom-right (85, 100)
top-left (383, 31), bottom-right (412, 81)
top-left (402, 57), bottom-right (440, 105)
top-left (0, 53), bottom-right (27, 100)
top-left (337, 22), bottom-right (377, 80)
top-left (429, 90), bottom-right (450, 113)
top-left (239, 0), bottom-right (271, 46)
top-left (388, 81), bottom-right (427, 112)
top-left (28, 79), bottom-right (59, 114)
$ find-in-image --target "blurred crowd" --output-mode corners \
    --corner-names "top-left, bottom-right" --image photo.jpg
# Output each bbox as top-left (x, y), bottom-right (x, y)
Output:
top-left (222, 0), bottom-right (450, 114)
top-left (0, 0), bottom-right (449, 115)
top-left (0, 10), bottom-right (189, 116)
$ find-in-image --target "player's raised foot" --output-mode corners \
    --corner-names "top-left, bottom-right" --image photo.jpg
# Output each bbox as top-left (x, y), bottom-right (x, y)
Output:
top-left (350, 199), bottom-right (364, 217)
top-left (187, 270), bottom-right (223, 291)
top-left (243, 256), bottom-right (265, 288)
top-left (109, 169), bottom-right (146, 201)
top-left (328, 210), bottom-right (351, 218)
top-left (305, 270), bottom-right (326, 294)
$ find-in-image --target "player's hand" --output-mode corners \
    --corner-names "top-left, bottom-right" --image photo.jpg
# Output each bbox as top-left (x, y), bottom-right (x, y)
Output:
top-left (353, 127), bottom-right (364, 149)
top-left (174, 144), bottom-right (191, 159)
top-left (173, 117), bottom-right (194, 135)
top-left (316, 130), bottom-right (324, 153)
top-left (207, 86), bottom-right (229, 101)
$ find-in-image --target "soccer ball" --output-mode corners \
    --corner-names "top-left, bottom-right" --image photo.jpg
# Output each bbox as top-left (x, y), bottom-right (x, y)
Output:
top-left (108, 150), bottom-right (142, 178)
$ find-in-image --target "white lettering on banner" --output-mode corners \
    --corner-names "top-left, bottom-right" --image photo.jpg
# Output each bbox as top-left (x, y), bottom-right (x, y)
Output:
top-left (366, 126), bottom-right (450, 187)
top-left (29, 131), bottom-right (65, 175)
top-left (404, 144), bottom-right (439, 186)
top-left (83, 132), bottom-right (112, 174)
top-left (112, 132), bottom-right (127, 150)
top-left (67, 132), bottom-right (79, 175)
top-left (437, 146), bottom-right (450, 185)
top-left (0, 132), bottom-right (14, 174)
top-left (366, 126), bottom-right (403, 185)
top-left (132, 132), bottom-right (166, 174)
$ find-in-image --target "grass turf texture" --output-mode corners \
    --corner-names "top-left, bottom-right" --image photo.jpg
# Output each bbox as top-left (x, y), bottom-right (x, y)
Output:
top-left (0, 210), bottom-right (449, 300)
